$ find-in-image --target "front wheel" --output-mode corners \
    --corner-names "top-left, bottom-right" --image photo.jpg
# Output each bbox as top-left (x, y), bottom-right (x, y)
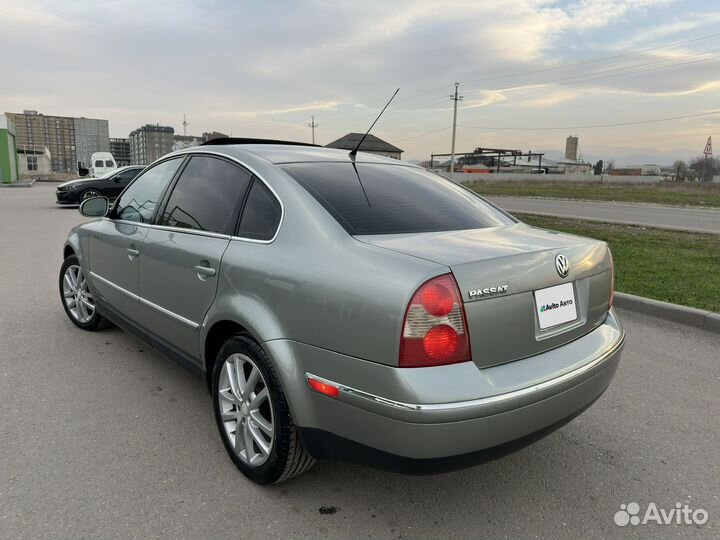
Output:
top-left (81, 189), bottom-right (102, 201)
top-left (59, 255), bottom-right (110, 331)
top-left (212, 334), bottom-right (314, 484)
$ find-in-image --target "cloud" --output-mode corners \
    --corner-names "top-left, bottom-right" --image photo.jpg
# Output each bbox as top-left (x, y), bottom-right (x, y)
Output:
top-left (0, 0), bottom-right (717, 162)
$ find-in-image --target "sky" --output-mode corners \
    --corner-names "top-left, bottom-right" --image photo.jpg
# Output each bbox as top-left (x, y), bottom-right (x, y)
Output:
top-left (2, 0), bottom-right (720, 165)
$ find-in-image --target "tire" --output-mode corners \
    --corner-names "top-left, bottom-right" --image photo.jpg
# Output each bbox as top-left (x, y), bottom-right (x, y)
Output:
top-left (212, 334), bottom-right (315, 484)
top-left (81, 189), bottom-right (102, 201)
top-left (59, 255), bottom-right (110, 331)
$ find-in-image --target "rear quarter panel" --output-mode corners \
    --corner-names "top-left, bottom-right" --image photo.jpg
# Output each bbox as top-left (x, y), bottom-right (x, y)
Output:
top-left (200, 156), bottom-right (445, 367)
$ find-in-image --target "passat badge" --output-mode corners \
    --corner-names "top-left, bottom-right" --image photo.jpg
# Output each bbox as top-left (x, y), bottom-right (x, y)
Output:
top-left (468, 284), bottom-right (508, 299)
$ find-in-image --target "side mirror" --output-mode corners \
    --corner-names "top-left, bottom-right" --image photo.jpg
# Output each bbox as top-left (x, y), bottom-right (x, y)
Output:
top-left (79, 196), bottom-right (109, 217)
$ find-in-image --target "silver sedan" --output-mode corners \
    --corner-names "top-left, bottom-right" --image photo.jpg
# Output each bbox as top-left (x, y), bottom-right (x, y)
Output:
top-left (59, 139), bottom-right (624, 484)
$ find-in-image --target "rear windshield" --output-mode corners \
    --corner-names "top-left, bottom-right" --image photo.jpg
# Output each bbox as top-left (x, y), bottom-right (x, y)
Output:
top-left (281, 162), bottom-right (515, 235)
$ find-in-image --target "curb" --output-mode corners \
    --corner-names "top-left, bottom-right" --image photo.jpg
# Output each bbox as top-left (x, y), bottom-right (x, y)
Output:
top-left (614, 292), bottom-right (720, 335)
top-left (0, 179), bottom-right (36, 188)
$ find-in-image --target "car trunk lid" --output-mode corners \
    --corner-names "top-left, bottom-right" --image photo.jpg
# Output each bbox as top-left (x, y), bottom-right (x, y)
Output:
top-left (356, 223), bottom-right (612, 369)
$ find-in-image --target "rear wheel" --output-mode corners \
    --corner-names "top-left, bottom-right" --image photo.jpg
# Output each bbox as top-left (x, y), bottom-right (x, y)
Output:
top-left (212, 334), bottom-right (314, 484)
top-left (59, 255), bottom-right (110, 331)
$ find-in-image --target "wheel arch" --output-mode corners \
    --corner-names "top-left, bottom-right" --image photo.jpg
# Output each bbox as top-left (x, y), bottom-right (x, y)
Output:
top-left (203, 319), bottom-right (251, 391)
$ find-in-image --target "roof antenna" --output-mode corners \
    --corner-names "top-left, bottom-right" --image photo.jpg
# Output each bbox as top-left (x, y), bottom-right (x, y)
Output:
top-left (349, 88), bottom-right (400, 161)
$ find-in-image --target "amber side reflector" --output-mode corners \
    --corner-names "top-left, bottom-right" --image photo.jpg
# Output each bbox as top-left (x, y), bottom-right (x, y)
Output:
top-left (307, 376), bottom-right (340, 398)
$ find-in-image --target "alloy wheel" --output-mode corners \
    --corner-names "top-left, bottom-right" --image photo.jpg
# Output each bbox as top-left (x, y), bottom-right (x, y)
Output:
top-left (217, 353), bottom-right (274, 467)
top-left (82, 190), bottom-right (101, 200)
top-left (62, 264), bottom-right (95, 323)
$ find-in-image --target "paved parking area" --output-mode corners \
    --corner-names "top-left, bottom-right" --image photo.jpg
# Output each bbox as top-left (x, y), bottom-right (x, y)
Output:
top-left (1, 184), bottom-right (718, 539)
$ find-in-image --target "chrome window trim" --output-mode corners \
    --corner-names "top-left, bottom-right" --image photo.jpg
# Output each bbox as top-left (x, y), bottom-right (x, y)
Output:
top-left (305, 330), bottom-right (625, 414)
top-left (90, 271), bottom-right (199, 329)
top-left (101, 218), bottom-right (232, 241)
top-left (107, 149), bottom-right (284, 244)
top-left (181, 149), bottom-right (285, 244)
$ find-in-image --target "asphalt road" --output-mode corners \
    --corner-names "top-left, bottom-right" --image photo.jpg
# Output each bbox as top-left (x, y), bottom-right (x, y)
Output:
top-left (487, 196), bottom-right (720, 234)
top-left (1, 183), bottom-right (718, 539)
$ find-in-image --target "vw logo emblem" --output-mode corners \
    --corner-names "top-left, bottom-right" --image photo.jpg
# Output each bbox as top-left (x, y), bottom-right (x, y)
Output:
top-left (555, 254), bottom-right (570, 278)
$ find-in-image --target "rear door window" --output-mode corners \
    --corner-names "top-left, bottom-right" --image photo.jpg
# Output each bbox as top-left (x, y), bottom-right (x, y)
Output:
top-left (159, 156), bottom-right (251, 234)
top-left (281, 162), bottom-right (514, 235)
top-left (237, 179), bottom-right (282, 241)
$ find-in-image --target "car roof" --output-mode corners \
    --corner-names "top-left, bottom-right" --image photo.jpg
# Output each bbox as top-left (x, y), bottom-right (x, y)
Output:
top-left (183, 144), bottom-right (415, 167)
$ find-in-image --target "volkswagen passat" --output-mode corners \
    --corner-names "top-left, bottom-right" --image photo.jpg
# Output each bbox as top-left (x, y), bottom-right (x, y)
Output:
top-left (59, 139), bottom-right (624, 484)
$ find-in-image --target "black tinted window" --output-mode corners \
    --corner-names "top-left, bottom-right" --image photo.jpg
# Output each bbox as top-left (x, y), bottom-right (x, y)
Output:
top-left (115, 158), bottom-right (182, 223)
top-left (160, 156), bottom-right (251, 234)
top-left (237, 179), bottom-right (281, 241)
top-left (281, 163), bottom-right (514, 235)
top-left (115, 169), bottom-right (141, 182)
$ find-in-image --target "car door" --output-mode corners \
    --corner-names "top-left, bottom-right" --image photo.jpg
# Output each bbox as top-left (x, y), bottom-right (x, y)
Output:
top-left (87, 158), bottom-right (184, 319)
top-left (136, 155), bottom-right (252, 359)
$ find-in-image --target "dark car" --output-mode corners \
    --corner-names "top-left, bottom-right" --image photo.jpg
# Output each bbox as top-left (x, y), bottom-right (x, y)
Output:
top-left (56, 166), bottom-right (144, 205)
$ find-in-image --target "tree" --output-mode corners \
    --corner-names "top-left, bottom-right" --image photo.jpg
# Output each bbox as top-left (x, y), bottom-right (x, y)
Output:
top-left (604, 160), bottom-right (615, 174)
top-left (672, 160), bottom-right (688, 182)
top-left (688, 155), bottom-right (720, 182)
top-left (593, 159), bottom-right (604, 175)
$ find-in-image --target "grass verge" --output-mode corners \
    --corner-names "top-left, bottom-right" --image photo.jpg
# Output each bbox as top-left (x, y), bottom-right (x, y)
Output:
top-left (517, 213), bottom-right (720, 312)
top-left (467, 181), bottom-right (720, 208)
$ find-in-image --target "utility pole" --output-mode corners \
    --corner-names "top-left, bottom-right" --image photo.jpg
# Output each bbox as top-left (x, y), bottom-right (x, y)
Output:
top-left (308, 116), bottom-right (318, 144)
top-left (449, 82), bottom-right (463, 174)
top-left (182, 114), bottom-right (188, 137)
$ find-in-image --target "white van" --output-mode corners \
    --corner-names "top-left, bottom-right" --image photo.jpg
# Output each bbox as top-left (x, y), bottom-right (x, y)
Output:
top-left (90, 152), bottom-right (117, 177)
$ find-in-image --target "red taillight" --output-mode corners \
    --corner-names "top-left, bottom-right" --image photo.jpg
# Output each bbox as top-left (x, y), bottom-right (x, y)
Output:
top-left (608, 247), bottom-right (615, 307)
top-left (399, 274), bottom-right (471, 368)
top-left (421, 283), bottom-right (454, 316)
top-left (307, 376), bottom-right (339, 398)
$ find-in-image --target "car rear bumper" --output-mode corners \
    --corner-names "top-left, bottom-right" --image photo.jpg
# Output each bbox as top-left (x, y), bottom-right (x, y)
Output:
top-left (264, 308), bottom-right (624, 467)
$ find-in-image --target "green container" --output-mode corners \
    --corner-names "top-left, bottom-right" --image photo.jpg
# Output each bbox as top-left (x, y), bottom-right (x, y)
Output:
top-left (0, 115), bottom-right (20, 183)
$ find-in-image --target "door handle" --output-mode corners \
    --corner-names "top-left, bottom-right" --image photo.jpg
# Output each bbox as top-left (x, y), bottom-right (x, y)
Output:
top-left (194, 265), bottom-right (216, 280)
top-left (127, 248), bottom-right (140, 260)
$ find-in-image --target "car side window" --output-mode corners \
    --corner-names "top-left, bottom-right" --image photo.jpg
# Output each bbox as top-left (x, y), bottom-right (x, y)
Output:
top-left (159, 156), bottom-right (252, 234)
top-left (237, 179), bottom-right (282, 241)
top-left (94, 160), bottom-right (103, 168)
top-left (116, 169), bottom-right (140, 182)
top-left (114, 158), bottom-right (182, 223)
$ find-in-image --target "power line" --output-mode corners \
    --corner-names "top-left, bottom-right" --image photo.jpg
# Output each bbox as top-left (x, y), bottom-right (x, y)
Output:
top-left (460, 49), bottom-right (720, 100)
top-left (314, 31), bottom-right (720, 124)
top-left (393, 126), bottom-right (452, 142)
top-left (459, 31), bottom-right (720, 85)
top-left (458, 109), bottom-right (720, 131)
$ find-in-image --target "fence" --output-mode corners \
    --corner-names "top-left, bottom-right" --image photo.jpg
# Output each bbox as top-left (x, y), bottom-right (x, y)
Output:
top-left (440, 172), bottom-right (665, 184)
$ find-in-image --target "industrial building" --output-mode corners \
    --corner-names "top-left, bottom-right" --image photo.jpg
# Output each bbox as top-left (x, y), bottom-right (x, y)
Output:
top-left (74, 117), bottom-right (110, 168)
top-left (325, 133), bottom-right (403, 159)
top-left (431, 136), bottom-right (591, 174)
top-left (129, 124), bottom-right (175, 165)
top-left (17, 146), bottom-right (51, 179)
top-left (110, 138), bottom-right (131, 167)
top-left (5, 110), bottom-right (110, 173)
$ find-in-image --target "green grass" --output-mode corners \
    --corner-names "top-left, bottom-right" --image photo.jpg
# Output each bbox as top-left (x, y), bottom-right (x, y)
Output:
top-left (466, 180), bottom-right (720, 208)
top-left (516, 214), bottom-right (720, 312)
